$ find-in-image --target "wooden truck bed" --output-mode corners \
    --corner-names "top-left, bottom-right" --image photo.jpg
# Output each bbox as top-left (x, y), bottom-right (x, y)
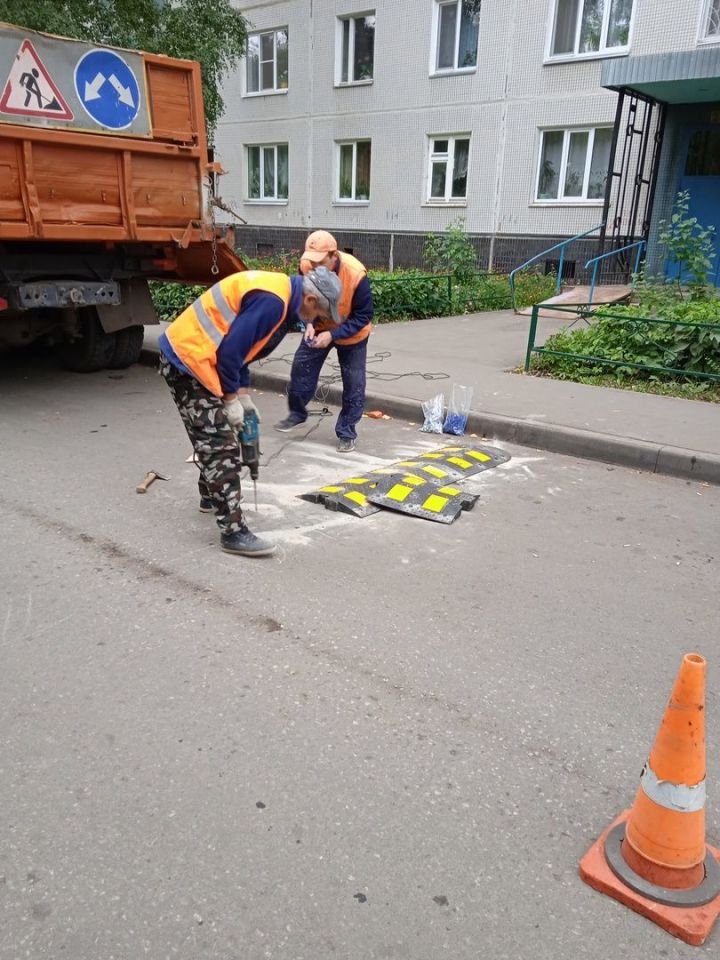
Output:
top-left (0, 23), bottom-right (244, 279)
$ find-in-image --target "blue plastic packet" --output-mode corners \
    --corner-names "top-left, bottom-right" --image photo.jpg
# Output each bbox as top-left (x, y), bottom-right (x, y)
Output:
top-left (443, 384), bottom-right (473, 436)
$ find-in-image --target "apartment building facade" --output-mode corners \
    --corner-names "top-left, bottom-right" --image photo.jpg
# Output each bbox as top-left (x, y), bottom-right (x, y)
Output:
top-left (217, 0), bottom-right (720, 279)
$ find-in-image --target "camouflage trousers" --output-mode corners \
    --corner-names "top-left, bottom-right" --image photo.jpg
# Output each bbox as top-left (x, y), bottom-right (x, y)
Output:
top-left (159, 355), bottom-right (245, 534)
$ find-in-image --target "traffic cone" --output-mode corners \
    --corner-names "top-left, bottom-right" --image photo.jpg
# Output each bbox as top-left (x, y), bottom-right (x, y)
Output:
top-left (579, 653), bottom-right (720, 946)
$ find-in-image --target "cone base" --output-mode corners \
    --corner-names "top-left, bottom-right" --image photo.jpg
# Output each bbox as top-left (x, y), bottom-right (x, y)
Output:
top-left (580, 812), bottom-right (720, 947)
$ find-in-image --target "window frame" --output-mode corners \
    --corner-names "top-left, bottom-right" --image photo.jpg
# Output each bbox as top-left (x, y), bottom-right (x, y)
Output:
top-left (544, 0), bottom-right (635, 64)
top-left (244, 27), bottom-right (289, 97)
top-left (534, 126), bottom-right (613, 205)
top-left (246, 142), bottom-right (289, 203)
top-left (335, 11), bottom-right (376, 86)
top-left (429, 0), bottom-right (480, 77)
top-left (334, 140), bottom-right (372, 204)
top-left (425, 134), bottom-right (471, 205)
top-left (699, 0), bottom-right (720, 44)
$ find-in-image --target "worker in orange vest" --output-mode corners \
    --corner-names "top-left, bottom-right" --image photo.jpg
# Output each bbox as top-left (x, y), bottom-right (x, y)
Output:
top-left (274, 230), bottom-right (373, 453)
top-left (158, 267), bottom-right (342, 557)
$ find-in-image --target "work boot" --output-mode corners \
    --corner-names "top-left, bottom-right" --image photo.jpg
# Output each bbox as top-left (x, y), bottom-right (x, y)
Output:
top-left (337, 438), bottom-right (356, 453)
top-left (221, 525), bottom-right (277, 558)
top-left (274, 415), bottom-right (305, 433)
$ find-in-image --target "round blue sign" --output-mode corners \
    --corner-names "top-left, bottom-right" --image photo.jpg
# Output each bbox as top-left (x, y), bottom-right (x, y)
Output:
top-left (74, 49), bottom-right (141, 131)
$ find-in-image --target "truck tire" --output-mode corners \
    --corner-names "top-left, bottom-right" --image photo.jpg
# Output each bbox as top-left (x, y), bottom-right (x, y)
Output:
top-left (58, 308), bottom-right (116, 372)
top-left (108, 325), bottom-right (144, 369)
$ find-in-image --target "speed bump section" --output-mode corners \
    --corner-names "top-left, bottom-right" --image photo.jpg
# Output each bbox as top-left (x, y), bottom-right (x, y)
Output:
top-left (398, 444), bottom-right (511, 479)
top-left (367, 472), bottom-right (478, 524)
top-left (299, 474), bottom-right (382, 517)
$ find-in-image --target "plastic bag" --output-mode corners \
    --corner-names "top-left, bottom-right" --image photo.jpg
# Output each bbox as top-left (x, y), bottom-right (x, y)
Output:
top-left (443, 384), bottom-right (473, 436)
top-left (420, 393), bottom-right (444, 433)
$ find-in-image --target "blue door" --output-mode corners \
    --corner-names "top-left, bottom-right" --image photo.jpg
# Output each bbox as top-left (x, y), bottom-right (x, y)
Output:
top-left (672, 127), bottom-right (720, 285)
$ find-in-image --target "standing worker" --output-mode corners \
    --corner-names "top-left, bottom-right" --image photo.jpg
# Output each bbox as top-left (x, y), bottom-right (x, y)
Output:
top-left (158, 267), bottom-right (342, 557)
top-left (274, 231), bottom-right (373, 453)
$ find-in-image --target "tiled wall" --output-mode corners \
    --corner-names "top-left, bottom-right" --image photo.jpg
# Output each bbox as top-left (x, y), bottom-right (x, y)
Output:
top-left (220, 0), bottom-right (714, 245)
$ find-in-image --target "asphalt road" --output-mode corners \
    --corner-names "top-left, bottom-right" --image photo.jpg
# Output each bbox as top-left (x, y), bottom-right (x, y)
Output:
top-left (0, 354), bottom-right (718, 960)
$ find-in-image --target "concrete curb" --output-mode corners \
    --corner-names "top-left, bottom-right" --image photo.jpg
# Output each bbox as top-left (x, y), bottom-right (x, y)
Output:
top-left (140, 348), bottom-right (720, 486)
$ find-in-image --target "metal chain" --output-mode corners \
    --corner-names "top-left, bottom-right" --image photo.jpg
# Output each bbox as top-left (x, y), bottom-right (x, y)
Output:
top-left (207, 174), bottom-right (220, 276)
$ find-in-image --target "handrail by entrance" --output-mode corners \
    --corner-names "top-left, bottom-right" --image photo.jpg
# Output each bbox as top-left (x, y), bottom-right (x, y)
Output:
top-left (584, 240), bottom-right (646, 305)
top-left (509, 223), bottom-right (604, 312)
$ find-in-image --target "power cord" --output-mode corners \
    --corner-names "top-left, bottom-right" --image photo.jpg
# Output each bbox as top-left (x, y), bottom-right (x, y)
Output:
top-left (258, 349), bottom-right (450, 406)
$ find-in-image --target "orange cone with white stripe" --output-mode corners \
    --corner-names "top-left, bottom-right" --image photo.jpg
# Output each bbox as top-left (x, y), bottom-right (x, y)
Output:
top-left (579, 653), bottom-right (720, 946)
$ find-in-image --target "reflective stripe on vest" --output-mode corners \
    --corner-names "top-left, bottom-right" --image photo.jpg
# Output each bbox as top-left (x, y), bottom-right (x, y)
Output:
top-left (315, 252), bottom-right (372, 346)
top-left (166, 271), bottom-right (291, 396)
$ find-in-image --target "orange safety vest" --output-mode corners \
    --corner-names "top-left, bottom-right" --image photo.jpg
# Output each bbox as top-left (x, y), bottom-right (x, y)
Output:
top-left (165, 271), bottom-right (291, 396)
top-left (313, 252), bottom-right (372, 346)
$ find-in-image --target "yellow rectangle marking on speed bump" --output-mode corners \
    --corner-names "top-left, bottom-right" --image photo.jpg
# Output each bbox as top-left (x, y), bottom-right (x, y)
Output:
top-left (438, 486), bottom-right (461, 495)
top-left (320, 485), bottom-right (344, 493)
top-left (345, 477), bottom-right (370, 485)
top-left (423, 494), bottom-right (449, 513)
top-left (404, 475), bottom-right (425, 487)
top-left (387, 484), bottom-right (413, 502)
top-left (422, 453), bottom-right (444, 459)
top-left (448, 456), bottom-right (472, 469)
top-left (467, 451), bottom-right (492, 462)
top-left (345, 491), bottom-right (368, 505)
top-left (423, 465), bottom-right (447, 478)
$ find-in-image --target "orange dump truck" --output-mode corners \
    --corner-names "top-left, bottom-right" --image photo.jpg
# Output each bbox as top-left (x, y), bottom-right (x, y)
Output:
top-left (0, 21), bottom-right (244, 370)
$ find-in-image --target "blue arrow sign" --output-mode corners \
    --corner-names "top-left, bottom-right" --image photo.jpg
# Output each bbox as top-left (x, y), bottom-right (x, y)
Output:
top-left (74, 49), bottom-right (141, 130)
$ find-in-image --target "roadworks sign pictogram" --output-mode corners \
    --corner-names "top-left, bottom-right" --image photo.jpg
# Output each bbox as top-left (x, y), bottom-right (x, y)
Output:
top-left (0, 39), bottom-right (74, 120)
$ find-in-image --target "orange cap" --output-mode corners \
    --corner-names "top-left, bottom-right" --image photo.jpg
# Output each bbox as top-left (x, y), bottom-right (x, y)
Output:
top-left (302, 230), bottom-right (338, 264)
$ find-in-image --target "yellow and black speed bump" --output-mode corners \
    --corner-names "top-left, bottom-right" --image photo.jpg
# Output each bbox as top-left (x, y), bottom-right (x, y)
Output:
top-left (394, 444), bottom-right (511, 480)
top-left (298, 467), bottom-right (401, 517)
top-left (366, 471), bottom-right (479, 524)
top-left (300, 444), bottom-right (509, 522)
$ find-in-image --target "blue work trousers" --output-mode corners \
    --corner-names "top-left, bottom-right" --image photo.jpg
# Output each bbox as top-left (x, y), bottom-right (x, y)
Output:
top-left (288, 337), bottom-right (368, 440)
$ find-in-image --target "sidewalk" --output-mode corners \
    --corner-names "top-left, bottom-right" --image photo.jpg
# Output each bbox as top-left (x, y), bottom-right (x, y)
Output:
top-left (142, 310), bottom-right (720, 484)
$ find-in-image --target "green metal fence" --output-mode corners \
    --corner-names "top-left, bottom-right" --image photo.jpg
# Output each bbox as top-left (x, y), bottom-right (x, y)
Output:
top-left (524, 303), bottom-right (720, 382)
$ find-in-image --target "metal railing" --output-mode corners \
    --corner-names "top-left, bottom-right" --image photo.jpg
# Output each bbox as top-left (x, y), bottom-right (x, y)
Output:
top-left (585, 240), bottom-right (646, 305)
top-left (508, 224), bottom-right (604, 313)
top-left (524, 303), bottom-right (720, 382)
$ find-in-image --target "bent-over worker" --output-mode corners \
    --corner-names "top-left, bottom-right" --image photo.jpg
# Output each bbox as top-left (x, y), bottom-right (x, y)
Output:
top-left (274, 230), bottom-right (373, 453)
top-left (158, 267), bottom-right (342, 558)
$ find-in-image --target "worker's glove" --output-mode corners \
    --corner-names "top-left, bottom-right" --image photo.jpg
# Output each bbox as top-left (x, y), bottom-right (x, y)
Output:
top-left (239, 395), bottom-right (261, 423)
top-left (223, 397), bottom-right (245, 430)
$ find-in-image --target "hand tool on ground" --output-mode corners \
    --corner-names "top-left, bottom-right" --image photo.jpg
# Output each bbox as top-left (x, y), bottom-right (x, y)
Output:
top-left (239, 410), bottom-right (260, 511)
top-left (136, 470), bottom-right (169, 494)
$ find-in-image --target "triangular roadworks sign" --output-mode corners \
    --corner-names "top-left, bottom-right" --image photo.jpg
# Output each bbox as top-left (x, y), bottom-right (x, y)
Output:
top-left (0, 39), bottom-right (73, 120)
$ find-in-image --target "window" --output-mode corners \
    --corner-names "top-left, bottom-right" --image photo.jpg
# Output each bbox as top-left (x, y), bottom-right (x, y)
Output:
top-left (246, 28), bottom-right (288, 93)
top-left (549, 0), bottom-right (633, 58)
top-left (247, 144), bottom-right (288, 201)
top-left (432, 1), bottom-right (480, 72)
top-left (427, 136), bottom-right (470, 202)
top-left (338, 13), bottom-right (375, 83)
top-left (536, 127), bottom-right (612, 202)
top-left (337, 141), bottom-right (371, 202)
top-left (704, 0), bottom-right (720, 40)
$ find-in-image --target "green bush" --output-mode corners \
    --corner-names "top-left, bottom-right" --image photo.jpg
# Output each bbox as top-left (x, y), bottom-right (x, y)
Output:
top-left (369, 269), bottom-right (452, 321)
top-left (423, 218), bottom-right (478, 284)
top-left (532, 299), bottom-right (720, 382)
top-left (150, 255), bottom-right (556, 326)
top-left (150, 281), bottom-right (205, 322)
